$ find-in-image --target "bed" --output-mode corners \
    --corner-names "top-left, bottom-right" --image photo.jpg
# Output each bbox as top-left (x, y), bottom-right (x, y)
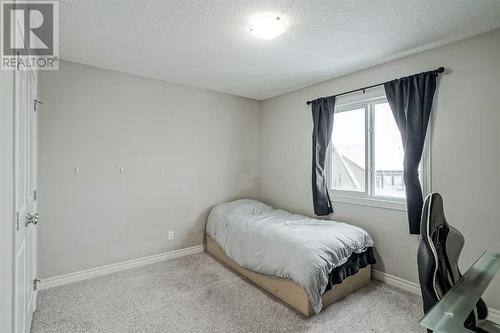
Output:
top-left (205, 199), bottom-right (376, 317)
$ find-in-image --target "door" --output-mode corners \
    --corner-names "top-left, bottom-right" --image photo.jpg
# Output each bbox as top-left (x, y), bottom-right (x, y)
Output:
top-left (14, 21), bottom-right (39, 333)
top-left (27, 66), bottom-right (39, 314)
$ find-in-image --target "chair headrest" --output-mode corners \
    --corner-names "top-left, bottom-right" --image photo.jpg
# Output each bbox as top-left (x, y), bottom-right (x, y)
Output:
top-left (420, 192), bottom-right (448, 238)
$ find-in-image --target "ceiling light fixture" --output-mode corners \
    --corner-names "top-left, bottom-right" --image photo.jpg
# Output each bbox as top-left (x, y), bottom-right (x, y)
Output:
top-left (249, 13), bottom-right (287, 40)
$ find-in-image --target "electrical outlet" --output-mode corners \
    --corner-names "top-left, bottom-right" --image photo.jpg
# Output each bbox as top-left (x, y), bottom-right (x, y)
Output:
top-left (168, 231), bottom-right (174, 240)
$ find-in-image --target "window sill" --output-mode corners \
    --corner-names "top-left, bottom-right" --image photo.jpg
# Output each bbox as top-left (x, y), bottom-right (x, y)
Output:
top-left (330, 193), bottom-right (407, 211)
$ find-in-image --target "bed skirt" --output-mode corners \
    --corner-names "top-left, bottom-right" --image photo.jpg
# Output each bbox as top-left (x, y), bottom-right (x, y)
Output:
top-left (326, 247), bottom-right (376, 290)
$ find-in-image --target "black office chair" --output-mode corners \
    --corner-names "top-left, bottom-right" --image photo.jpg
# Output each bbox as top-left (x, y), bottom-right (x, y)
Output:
top-left (417, 192), bottom-right (490, 333)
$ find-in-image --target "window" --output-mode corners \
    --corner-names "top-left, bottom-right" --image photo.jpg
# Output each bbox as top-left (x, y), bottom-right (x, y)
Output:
top-left (373, 102), bottom-right (405, 199)
top-left (331, 108), bottom-right (365, 192)
top-left (328, 89), bottom-right (429, 210)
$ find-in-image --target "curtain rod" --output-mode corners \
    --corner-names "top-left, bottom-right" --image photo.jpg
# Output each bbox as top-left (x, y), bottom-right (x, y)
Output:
top-left (305, 67), bottom-right (445, 105)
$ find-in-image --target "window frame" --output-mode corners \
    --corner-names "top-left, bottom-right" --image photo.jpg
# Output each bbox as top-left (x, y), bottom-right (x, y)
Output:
top-left (327, 89), bottom-right (431, 211)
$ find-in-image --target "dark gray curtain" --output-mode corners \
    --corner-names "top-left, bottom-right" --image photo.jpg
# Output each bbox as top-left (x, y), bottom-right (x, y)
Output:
top-left (384, 70), bottom-right (438, 234)
top-left (311, 96), bottom-right (335, 216)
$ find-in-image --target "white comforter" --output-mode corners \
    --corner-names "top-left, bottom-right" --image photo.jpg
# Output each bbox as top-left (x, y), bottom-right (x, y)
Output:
top-left (206, 199), bottom-right (374, 313)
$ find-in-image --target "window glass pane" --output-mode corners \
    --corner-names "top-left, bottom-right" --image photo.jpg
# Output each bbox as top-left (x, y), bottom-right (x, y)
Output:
top-left (331, 108), bottom-right (365, 192)
top-left (374, 102), bottom-right (405, 198)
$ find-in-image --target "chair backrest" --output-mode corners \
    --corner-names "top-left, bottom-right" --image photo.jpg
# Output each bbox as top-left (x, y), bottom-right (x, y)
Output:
top-left (417, 193), bottom-right (487, 331)
top-left (418, 193), bottom-right (464, 311)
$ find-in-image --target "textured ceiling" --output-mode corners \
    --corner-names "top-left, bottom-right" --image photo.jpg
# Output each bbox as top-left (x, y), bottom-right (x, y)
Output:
top-left (59, 0), bottom-right (500, 100)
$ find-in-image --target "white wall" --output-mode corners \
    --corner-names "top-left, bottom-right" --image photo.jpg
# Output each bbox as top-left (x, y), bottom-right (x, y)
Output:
top-left (38, 61), bottom-right (261, 278)
top-left (260, 29), bottom-right (500, 309)
top-left (0, 71), bottom-right (14, 333)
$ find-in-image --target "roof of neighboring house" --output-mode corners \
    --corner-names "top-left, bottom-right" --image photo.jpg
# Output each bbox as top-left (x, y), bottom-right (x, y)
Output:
top-left (334, 144), bottom-right (404, 171)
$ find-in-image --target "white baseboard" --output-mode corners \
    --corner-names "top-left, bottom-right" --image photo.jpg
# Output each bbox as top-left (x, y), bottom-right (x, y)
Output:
top-left (372, 269), bottom-right (500, 323)
top-left (372, 269), bottom-right (421, 296)
top-left (489, 308), bottom-right (500, 324)
top-left (39, 244), bottom-right (205, 290)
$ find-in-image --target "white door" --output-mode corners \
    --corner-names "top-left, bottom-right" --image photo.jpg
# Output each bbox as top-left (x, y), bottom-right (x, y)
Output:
top-left (27, 67), bottom-right (39, 314)
top-left (14, 21), bottom-right (39, 333)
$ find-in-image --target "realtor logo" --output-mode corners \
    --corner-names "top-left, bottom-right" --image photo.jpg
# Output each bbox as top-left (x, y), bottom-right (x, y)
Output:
top-left (1, 1), bottom-right (59, 70)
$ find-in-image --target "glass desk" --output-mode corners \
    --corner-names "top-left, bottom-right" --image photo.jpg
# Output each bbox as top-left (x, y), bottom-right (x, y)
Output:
top-left (420, 251), bottom-right (500, 333)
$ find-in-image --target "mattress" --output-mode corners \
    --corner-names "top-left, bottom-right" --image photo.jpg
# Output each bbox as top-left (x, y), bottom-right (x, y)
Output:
top-left (206, 199), bottom-right (375, 313)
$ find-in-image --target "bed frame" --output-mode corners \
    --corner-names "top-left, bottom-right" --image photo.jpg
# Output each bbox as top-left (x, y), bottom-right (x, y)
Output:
top-left (206, 236), bottom-right (371, 317)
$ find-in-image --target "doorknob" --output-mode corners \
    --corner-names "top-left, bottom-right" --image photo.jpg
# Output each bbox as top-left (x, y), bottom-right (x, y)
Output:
top-left (25, 213), bottom-right (39, 227)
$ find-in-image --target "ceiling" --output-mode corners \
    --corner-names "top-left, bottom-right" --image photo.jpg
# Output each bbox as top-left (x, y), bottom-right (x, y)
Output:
top-left (59, 0), bottom-right (500, 100)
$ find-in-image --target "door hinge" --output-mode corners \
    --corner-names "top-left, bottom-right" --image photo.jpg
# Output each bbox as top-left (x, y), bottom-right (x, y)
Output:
top-left (33, 278), bottom-right (40, 291)
top-left (33, 189), bottom-right (37, 201)
top-left (16, 212), bottom-right (19, 231)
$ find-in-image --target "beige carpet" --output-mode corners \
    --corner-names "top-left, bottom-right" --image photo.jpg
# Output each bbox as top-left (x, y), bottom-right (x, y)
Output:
top-left (32, 252), bottom-right (425, 332)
